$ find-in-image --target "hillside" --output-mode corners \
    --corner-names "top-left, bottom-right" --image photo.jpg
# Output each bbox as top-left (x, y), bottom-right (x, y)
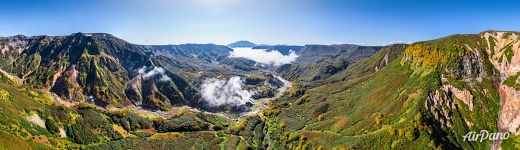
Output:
top-left (276, 44), bottom-right (382, 82)
top-left (0, 31), bottom-right (519, 149)
top-left (255, 31), bottom-right (520, 149)
top-left (0, 33), bottom-right (284, 112)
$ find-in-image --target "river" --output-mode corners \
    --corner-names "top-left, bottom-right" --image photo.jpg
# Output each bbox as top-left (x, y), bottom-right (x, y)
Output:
top-left (240, 75), bottom-right (291, 117)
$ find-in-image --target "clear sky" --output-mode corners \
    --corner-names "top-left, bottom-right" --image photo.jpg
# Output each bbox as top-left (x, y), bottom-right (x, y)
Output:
top-left (1, 0), bottom-right (519, 45)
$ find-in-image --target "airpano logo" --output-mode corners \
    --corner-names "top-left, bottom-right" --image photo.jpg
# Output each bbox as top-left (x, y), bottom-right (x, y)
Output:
top-left (463, 130), bottom-right (510, 142)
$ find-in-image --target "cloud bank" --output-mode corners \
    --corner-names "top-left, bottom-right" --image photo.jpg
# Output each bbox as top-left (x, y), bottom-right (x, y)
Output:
top-left (137, 66), bottom-right (171, 82)
top-left (230, 47), bottom-right (298, 66)
top-left (200, 76), bottom-right (252, 107)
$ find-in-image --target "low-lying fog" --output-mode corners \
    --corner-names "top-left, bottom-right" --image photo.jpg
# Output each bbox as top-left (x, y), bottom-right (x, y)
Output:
top-left (198, 47), bottom-right (296, 115)
top-left (229, 47), bottom-right (298, 66)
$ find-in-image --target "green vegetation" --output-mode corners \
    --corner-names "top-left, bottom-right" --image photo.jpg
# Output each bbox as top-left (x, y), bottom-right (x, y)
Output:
top-left (0, 89), bottom-right (11, 103)
top-left (504, 44), bottom-right (515, 63)
top-left (262, 54), bottom-right (437, 149)
top-left (108, 111), bottom-right (152, 132)
top-left (0, 77), bottom-right (240, 149)
top-left (403, 34), bottom-right (478, 69)
top-left (504, 72), bottom-right (520, 90)
top-left (0, 31), bottom-right (517, 149)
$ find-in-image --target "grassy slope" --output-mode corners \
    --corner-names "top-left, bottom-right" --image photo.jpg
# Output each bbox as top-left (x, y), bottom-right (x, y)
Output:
top-left (0, 69), bottom-right (248, 149)
top-left (261, 34), bottom-right (503, 149)
top-left (85, 34), bottom-right (507, 149)
top-left (265, 53), bottom-right (436, 149)
top-left (0, 74), bottom-right (57, 149)
top-left (0, 33), bottom-right (513, 149)
top-left (405, 33), bottom-right (501, 149)
top-left (0, 43), bottom-right (433, 149)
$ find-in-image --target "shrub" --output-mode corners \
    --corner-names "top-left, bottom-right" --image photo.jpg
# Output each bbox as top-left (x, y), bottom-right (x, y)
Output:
top-left (0, 89), bottom-right (11, 103)
top-left (279, 122), bottom-right (287, 129)
top-left (156, 115), bottom-right (209, 132)
top-left (391, 139), bottom-right (403, 149)
top-left (405, 128), bottom-right (418, 141)
top-left (67, 123), bottom-right (98, 144)
top-left (312, 103), bottom-right (329, 117)
top-left (110, 112), bottom-right (152, 131)
top-left (78, 109), bottom-right (107, 128)
top-left (374, 113), bottom-right (383, 125)
top-left (45, 118), bottom-right (60, 134)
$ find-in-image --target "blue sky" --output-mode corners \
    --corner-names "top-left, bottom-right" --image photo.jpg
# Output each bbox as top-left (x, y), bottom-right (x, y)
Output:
top-left (0, 0), bottom-right (519, 45)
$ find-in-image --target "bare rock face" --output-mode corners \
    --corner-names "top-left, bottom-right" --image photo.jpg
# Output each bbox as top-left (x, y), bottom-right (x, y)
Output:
top-left (461, 48), bottom-right (487, 81)
top-left (50, 65), bottom-right (85, 102)
top-left (0, 35), bottom-right (29, 54)
top-left (126, 75), bottom-right (144, 105)
top-left (375, 52), bottom-right (389, 72)
top-left (481, 31), bottom-right (520, 135)
top-left (0, 35), bottom-right (30, 67)
top-left (442, 85), bottom-right (474, 111)
top-left (482, 32), bottom-right (520, 77)
top-left (425, 89), bottom-right (455, 128)
top-left (424, 84), bottom-right (474, 128)
top-left (497, 84), bottom-right (520, 134)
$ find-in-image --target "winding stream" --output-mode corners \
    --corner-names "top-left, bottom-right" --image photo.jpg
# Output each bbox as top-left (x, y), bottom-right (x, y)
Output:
top-left (240, 75), bottom-right (291, 117)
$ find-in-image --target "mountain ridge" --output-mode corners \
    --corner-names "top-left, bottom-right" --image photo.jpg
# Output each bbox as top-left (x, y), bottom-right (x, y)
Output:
top-left (0, 31), bottom-right (519, 149)
top-left (227, 40), bottom-right (256, 48)
top-left (0, 32), bottom-right (300, 112)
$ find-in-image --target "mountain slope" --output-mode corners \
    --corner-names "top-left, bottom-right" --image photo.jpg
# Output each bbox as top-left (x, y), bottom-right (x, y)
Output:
top-left (0, 33), bottom-right (292, 112)
top-left (1, 33), bottom-right (195, 110)
top-left (0, 33), bottom-right (243, 111)
top-left (1, 31), bottom-right (519, 149)
top-left (252, 45), bottom-right (304, 55)
top-left (252, 31), bottom-right (520, 149)
top-left (276, 44), bottom-right (382, 82)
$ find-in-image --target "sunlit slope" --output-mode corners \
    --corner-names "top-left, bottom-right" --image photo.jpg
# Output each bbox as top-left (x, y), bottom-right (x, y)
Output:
top-left (262, 33), bottom-right (507, 149)
top-left (0, 71), bottom-right (244, 149)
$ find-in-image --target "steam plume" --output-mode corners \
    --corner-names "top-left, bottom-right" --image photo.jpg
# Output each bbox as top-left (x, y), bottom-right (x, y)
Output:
top-left (200, 76), bottom-right (252, 107)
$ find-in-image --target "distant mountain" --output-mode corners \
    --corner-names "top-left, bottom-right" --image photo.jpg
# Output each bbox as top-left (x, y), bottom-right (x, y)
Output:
top-left (295, 44), bottom-right (381, 64)
top-left (5, 31), bottom-right (520, 150)
top-left (276, 44), bottom-right (382, 81)
top-left (227, 40), bottom-right (256, 48)
top-left (143, 44), bottom-right (232, 72)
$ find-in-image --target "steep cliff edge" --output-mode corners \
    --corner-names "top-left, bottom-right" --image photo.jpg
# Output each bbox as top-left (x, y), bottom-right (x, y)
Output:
top-left (481, 31), bottom-right (520, 136)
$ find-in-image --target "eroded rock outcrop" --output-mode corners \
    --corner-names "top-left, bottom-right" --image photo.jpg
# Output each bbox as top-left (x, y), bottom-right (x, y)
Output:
top-left (482, 31), bottom-right (520, 135)
top-left (425, 88), bottom-right (455, 128)
top-left (443, 85), bottom-right (474, 111)
top-left (0, 35), bottom-right (28, 54)
top-left (424, 84), bottom-right (474, 128)
top-left (496, 84), bottom-right (520, 134)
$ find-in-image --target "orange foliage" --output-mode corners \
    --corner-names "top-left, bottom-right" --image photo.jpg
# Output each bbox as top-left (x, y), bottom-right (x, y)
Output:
top-left (334, 117), bottom-right (349, 129)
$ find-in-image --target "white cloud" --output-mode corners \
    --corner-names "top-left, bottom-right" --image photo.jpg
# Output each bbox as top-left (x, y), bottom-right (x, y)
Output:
top-left (200, 76), bottom-right (252, 107)
top-left (137, 67), bottom-right (146, 74)
top-left (159, 75), bottom-right (171, 82)
top-left (137, 66), bottom-right (171, 82)
top-left (229, 47), bottom-right (298, 66)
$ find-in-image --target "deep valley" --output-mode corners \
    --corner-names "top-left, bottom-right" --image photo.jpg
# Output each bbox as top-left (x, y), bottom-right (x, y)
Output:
top-left (0, 31), bottom-right (519, 149)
